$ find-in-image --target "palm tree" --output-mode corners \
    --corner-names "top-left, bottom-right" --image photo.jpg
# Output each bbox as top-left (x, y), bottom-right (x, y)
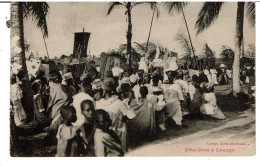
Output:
top-left (164, 2), bottom-right (199, 70)
top-left (175, 34), bottom-right (192, 59)
top-left (201, 43), bottom-right (216, 68)
top-left (10, 2), bottom-right (49, 71)
top-left (106, 2), bottom-right (156, 65)
top-left (145, 2), bottom-right (160, 52)
top-left (195, 2), bottom-right (255, 96)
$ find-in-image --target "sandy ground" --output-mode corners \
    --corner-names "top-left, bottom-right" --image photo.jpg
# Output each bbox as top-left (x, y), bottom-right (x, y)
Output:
top-left (126, 106), bottom-right (255, 156)
top-left (13, 84), bottom-right (255, 157)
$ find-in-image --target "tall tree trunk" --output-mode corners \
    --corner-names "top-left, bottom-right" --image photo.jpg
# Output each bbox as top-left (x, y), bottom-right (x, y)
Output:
top-left (145, 6), bottom-right (156, 52)
top-left (181, 6), bottom-right (199, 71)
top-left (42, 32), bottom-right (50, 59)
top-left (241, 38), bottom-right (244, 57)
top-left (126, 3), bottom-right (132, 65)
top-left (11, 2), bottom-right (27, 71)
top-left (233, 2), bottom-right (244, 96)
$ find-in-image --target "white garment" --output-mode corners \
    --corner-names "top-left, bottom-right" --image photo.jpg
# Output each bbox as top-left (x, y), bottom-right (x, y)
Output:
top-left (174, 79), bottom-right (189, 94)
top-left (96, 97), bottom-right (135, 120)
top-left (112, 66), bottom-right (124, 77)
top-left (226, 70), bottom-right (232, 79)
top-left (203, 93), bottom-right (216, 115)
top-left (246, 76), bottom-right (249, 83)
top-left (189, 69), bottom-right (199, 78)
top-left (10, 83), bottom-right (23, 101)
top-left (210, 69), bottom-right (219, 85)
top-left (138, 57), bottom-right (149, 73)
top-left (72, 92), bottom-right (94, 126)
top-left (188, 83), bottom-right (196, 100)
top-left (132, 84), bottom-right (140, 102)
top-left (10, 83), bottom-right (26, 126)
top-left (204, 69), bottom-right (212, 83)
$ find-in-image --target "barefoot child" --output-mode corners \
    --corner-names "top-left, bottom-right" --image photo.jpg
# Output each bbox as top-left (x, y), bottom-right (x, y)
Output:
top-left (78, 100), bottom-right (96, 156)
top-left (56, 106), bottom-right (79, 157)
top-left (94, 109), bottom-right (124, 157)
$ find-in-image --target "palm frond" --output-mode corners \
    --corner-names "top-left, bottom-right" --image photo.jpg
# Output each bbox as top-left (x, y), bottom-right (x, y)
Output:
top-left (151, 2), bottom-right (160, 18)
top-left (134, 42), bottom-right (146, 53)
top-left (147, 2), bottom-right (160, 18)
top-left (175, 34), bottom-right (191, 56)
top-left (195, 2), bottom-right (224, 35)
top-left (23, 2), bottom-right (49, 38)
top-left (106, 2), bottom-right (125, 16)
top-left (246, 2), bottom-right (255, 26)
top-left (163, 2), bottom-right (187, 15)
top-left (118, 43), bottom-right (137, 55)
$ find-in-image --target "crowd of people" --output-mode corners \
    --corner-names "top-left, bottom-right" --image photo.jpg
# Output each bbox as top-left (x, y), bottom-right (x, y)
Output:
top-left (10, 54), bottom-right (255, 157)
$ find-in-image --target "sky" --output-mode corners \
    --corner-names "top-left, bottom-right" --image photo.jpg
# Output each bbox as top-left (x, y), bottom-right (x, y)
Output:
top-left (24, 2), bottom-right (255, 59)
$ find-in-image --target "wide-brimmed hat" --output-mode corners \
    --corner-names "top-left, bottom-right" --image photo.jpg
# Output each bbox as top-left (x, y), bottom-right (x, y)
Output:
top-left (101, 77), bottom-right (115, 91)
top-left (219, 64), bottom-right (226, 68)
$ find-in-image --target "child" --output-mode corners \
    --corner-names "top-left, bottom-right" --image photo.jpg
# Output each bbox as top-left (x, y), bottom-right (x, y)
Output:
top-left (56, 106), bottom-right (79, 157)
top-left (78, 100), bottom-right (96, 156)
top-left (94, 109), bottom-right (124, 157)
top-left (200, 83), bottom-right (226, 120)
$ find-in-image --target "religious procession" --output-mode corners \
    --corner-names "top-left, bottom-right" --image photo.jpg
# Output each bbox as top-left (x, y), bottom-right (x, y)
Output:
top-left (9, 2), bottom-right (255, 157)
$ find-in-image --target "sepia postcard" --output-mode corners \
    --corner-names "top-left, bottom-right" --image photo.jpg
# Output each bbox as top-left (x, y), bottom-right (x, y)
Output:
top-left (8, 1), bottom-right (255, 157)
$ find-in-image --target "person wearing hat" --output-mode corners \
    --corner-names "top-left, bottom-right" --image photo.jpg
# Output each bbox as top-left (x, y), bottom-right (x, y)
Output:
top-left (96, 77), bottom-right (135, 152)
top-left (61, 70), bottom-right (77, 105)
top-left (162, 61), bottom-right (185, 129)
top-left (217, 64), bottom-right (229, 85)
top-left (72, 75), bottom-right (95, 127)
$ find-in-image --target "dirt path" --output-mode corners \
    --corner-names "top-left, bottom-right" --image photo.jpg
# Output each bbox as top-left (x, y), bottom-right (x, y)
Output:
top-left (126, 106), bottom-right (255, 156)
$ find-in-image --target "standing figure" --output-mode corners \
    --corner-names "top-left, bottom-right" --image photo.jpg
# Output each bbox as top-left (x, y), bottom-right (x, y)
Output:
top-left (48, 71), bottom-right (69, 136)
top-left (96, 77), bottom-right (135, 152)
top-left (163, 60), bottom-right (184, 129)
top-left (56, 106), bottom-right (80, 157)
top-left (17, 70), bottom-right (34, 123)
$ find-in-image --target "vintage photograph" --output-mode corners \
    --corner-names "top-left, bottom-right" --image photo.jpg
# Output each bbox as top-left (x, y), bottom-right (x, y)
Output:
top-left (9, 1), bottom-right (255, 157)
